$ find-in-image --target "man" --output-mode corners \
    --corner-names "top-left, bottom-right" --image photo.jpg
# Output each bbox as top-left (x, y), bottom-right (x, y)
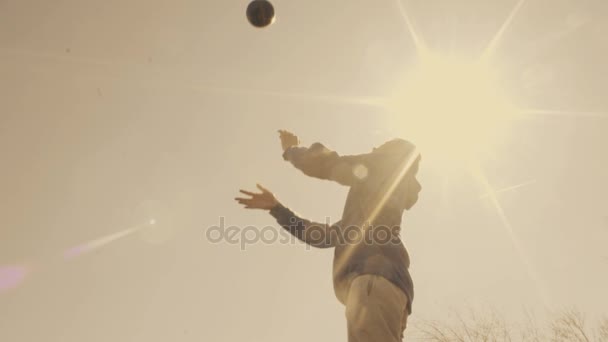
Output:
top-left (235, 130), bottom-right (422, 342)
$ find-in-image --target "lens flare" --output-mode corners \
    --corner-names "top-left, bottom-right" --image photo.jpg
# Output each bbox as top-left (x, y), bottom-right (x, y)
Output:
top-left (385, 54), bottom-right (520, 161)
top-left (64, 226), bottom-right (142, 259)
top-left (479, 179), bottom-right (537, 199)
top-left (0, 265), bottom-right (29, 294)
top-left (134, 200), bottom-right (174, 244)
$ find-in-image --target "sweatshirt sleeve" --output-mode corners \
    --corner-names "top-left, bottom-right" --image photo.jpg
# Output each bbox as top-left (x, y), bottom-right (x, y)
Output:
top-left (269, 203), bottom-right (340, 249)
top-left (282, 142), bottom-right (367, 186)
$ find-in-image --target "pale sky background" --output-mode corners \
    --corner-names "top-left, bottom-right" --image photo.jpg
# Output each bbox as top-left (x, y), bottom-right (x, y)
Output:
top-left (1, 0), bottom-right (607, 341)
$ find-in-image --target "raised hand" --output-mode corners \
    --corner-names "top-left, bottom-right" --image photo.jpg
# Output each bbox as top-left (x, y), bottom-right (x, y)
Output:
top-left (235, 184), bottom-right (279, 210)
top-left (278, 129), bottom-right (300, 152)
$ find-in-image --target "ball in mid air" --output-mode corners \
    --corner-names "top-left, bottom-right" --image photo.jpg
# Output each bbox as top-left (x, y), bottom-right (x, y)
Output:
top-left (246, 0), bottom-right (275, 28)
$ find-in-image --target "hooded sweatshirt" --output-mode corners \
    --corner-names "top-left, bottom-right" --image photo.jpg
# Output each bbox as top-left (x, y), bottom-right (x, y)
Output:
top-left (269, 140), bottom-right (421, 314)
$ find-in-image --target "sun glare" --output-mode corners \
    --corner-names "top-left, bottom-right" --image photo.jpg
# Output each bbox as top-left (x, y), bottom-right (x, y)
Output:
top-left (385, 53), bottom-right (520, 161)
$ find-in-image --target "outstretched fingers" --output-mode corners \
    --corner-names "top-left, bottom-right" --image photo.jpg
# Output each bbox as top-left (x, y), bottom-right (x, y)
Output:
top-left (239, 189), bottom-right (258, 197)
top-left (234, 197), bottom-right (254, 206)
top-left (234, 198), bottom-right (258, 209)
top-left (236, 185), bottom-right (276, 210)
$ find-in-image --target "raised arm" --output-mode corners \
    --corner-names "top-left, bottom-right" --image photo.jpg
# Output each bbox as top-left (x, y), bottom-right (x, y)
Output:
top-left (278, 130), bottom-right (365, 186)
top-left (235, 184), bottom-right (340, 248)
top-left (269, 203), bottom-right (341, 249)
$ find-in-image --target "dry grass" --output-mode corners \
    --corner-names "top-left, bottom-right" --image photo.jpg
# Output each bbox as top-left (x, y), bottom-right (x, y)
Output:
top-left (413, 309), bottom-right (608, 342)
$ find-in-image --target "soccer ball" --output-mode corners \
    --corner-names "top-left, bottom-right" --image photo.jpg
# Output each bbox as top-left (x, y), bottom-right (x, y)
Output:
top-left (246, 0), bottom-right (275, 28)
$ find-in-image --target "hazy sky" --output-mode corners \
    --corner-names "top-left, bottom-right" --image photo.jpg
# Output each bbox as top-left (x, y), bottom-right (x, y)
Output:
top-left (1, 0), bottom-right (607, 341)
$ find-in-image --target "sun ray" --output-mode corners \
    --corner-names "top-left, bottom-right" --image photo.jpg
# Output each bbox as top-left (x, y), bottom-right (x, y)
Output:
top-left (479, 179), bottom-right (537, 199)
top-left (520, 109), bottom-right (608, 119)
top-left (1, 47), bottom-right (384, 107)
top-left (481, 0), bottom-right (528, 61)
top-left (192, 85), bottom-right (386, 107)
top-left (334, 148), bottom-right (420, 278)
top-left (395, 0), bottom-right (427, 55)
top-left (368, 150), bottom-right (421, 226)
top-left (63, 222), bottom-right (150, 259)
top-left (470, 162), bottom-right (549, 308)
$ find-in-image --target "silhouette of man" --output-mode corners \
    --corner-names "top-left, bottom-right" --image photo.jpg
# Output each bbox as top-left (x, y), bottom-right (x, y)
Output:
top-left (235, 130), bottom-right (422, 342)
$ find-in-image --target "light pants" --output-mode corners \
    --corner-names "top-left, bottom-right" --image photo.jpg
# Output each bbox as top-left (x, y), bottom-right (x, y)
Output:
top-left (345, 275), bottom-right (409, 342)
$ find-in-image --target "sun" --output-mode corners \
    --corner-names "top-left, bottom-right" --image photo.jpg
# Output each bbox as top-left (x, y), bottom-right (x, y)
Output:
top-left (384, 52), bottom-right (520, 162)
